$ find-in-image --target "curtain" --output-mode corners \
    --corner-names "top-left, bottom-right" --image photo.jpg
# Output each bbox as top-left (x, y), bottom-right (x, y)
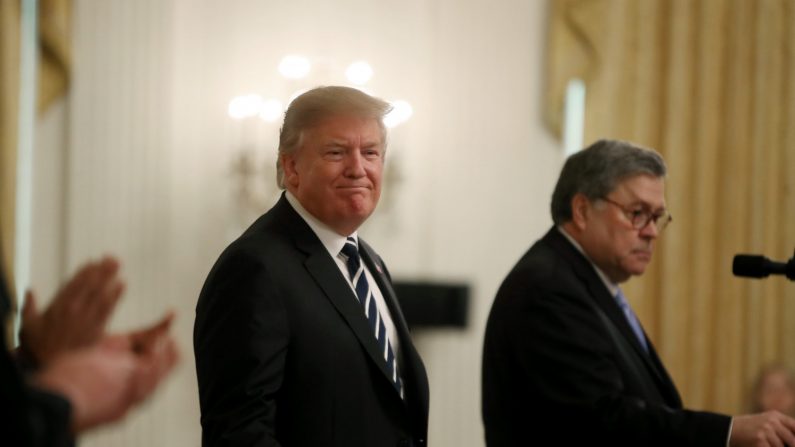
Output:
top-left (0, 1), bottom-right (21, 310)
top-left (38, 0), bottom-right (71, 112)
top-left (546, 0), bottom-right (795, 415)
top-left (0, 0), bottom-right (70, 344)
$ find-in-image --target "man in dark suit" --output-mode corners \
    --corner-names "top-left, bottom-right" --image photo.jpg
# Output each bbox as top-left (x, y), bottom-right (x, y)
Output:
top-left (482, 139), bottom-right (795, 446)
top-left (194, 86), bottom-right (429, 447)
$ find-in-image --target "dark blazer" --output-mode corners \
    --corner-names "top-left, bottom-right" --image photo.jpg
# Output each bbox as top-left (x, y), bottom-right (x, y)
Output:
top-left (0, 257), bottom-right (73, 447)
top-left (482, 227), bottom-right (730, 446)
top-left (194, 194), bottom-right (429, 447)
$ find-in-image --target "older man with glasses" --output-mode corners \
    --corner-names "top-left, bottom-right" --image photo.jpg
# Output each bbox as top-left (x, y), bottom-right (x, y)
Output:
top-left (482, 139), bottom-right (795, 446)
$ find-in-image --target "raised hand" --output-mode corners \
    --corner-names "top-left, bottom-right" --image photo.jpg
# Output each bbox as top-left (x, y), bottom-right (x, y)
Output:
top-left (34, 329), bottom-right (179, 433)
top-left (19, 257), bottom-right (125, 366)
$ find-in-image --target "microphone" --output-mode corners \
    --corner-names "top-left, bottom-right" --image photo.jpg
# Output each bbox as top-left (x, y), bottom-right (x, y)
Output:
top-left (732, 252), bottom-right (795, 281)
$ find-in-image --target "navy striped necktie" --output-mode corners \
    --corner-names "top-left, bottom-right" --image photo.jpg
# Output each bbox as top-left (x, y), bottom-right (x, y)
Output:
top-left (340, 237), bottom-right (403, 398)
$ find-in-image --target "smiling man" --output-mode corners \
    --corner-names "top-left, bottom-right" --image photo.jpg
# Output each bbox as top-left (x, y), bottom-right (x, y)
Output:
top-left (194, 86), bottom-right (428, 447)
top-left (482, 139), bottom-right (795, 446)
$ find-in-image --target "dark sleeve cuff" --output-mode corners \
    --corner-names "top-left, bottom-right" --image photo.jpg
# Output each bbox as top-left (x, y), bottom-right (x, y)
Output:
top-left (688, 410), bottom-right (733, 447)
top-left (22, 385), bottom-right (76, 447)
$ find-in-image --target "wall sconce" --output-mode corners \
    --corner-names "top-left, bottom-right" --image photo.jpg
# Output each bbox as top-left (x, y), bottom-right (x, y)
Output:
top-left (227, 93), bottom-right (282, 229)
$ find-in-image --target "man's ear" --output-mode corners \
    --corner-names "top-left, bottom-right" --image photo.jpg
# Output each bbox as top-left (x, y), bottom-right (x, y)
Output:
top-left (570, 193), bottom-right (591, 231)
top-left (281, 153), bottom-right (299, 188)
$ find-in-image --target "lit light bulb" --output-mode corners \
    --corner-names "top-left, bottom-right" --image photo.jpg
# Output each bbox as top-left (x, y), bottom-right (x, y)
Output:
top-left (278, 55), bottom-right (311, 79)
top-left (259, 98), bottom-right (284, 122)
top-left (228, 94), bottom-right (264, 120)
top-left (383, 100), bottom-right (413, 128)
top-left (345, 61), bottom-right (374, 85)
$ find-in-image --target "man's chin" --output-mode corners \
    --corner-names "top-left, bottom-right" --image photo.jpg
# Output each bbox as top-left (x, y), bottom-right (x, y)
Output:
top-left (334, 203), bottom-right (375, 225)
top-left (348, 208), bottom-right (375, 223)
top-left (627, 263), bottom-right (650, 277)
top-left (340, 195), bottom-right (377, 213)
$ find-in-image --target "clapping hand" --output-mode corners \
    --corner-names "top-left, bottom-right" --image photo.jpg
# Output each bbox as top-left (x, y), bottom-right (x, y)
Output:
top-left (20, 257), bottom-right (124, 366)
top-left (18, 256), bottom-right (180, 433)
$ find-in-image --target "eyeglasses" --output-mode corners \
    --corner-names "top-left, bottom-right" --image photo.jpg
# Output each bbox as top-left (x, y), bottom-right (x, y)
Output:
top-left (600, 197), bottom-right (673, 232)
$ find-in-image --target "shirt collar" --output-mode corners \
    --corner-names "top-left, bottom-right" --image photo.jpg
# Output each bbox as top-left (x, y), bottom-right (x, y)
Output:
top-left (557, 226), bottom-right (620, 297)
top-left (285, 191), bottom-right (356, 259)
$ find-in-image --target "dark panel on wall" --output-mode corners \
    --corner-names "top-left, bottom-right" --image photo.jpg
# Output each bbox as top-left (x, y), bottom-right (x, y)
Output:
top-left (393, 281), bottom-right (469, 329)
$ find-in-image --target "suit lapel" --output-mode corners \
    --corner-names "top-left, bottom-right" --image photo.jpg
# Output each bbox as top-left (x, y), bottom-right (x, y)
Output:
top-left (583, 273), bottom-right (650, 362)
top-left (545, 228), bottom-right (682, 406)
top-left (360, 240), bottom-right (430, 423)
top-left (358, 242), bottom-right (410, 341)
top-left (582, 273), bottom-right (680, 403)
top-left (272, 196), bottom-right (406, 401)
top-left (303, 253), bottom-right (399, 386)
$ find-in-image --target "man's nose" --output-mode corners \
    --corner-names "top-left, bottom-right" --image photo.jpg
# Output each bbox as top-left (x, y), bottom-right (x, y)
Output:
top-left (639, 218), bottom-right (659, 238)
top-left (344, 151), bottom-right (366, 177)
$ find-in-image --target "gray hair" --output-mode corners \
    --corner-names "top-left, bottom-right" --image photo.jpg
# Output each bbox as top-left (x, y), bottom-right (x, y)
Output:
top-left (550, 139), bottom-right (667, 225)
top-left (276, 86), bottom-right (392, 188)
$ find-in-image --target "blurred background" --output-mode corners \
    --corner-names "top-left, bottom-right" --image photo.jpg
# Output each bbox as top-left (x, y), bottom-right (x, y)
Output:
top-left (1, 0), bottom-right (793, 445)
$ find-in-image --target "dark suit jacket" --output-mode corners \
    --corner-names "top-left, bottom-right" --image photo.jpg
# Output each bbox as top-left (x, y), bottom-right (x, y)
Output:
top-left (194, 194), bottom-right (429, 447)
top-left (482, 227), bottom-right (730, 446)
top-left (0, 258), bottom-right (74, 447)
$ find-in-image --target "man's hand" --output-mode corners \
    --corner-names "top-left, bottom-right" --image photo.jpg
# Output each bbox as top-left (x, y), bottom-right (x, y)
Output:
top-left (19, 257), bottom-right (125, 366)
top-left (17, 255), bottom-right (180, 434)
top-left (33, 322), bottom-right (179, 433)
top-left (730, 411), bottom-right (795, 447)
top-left (101, 312), bottom-right (180, 402)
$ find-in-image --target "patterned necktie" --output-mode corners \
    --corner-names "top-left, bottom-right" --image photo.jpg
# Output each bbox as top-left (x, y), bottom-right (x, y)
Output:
top-left (340, 237), bottom-right (404, 398)
top-left (615, 288), bottom-right (648, 352)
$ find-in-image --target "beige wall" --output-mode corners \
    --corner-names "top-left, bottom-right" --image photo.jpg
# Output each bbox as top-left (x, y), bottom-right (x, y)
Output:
top-left (30, 0), bottom-right (560, 445)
